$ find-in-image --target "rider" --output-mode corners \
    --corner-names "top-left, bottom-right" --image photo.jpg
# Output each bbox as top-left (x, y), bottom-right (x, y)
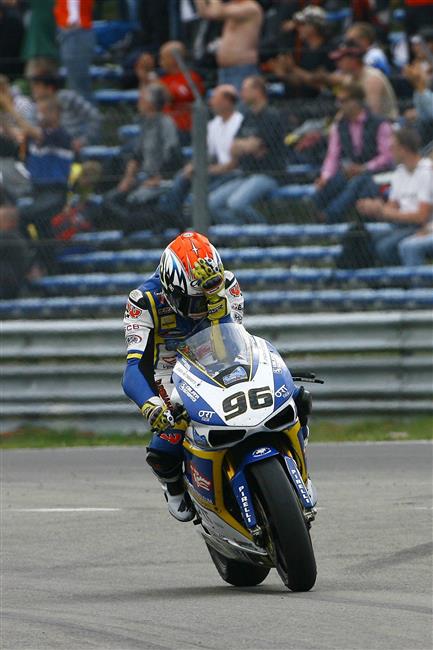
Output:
top-left (122, 231), bottom-right (313, 522)
top-left (122, 231), bottom-right (244, 521)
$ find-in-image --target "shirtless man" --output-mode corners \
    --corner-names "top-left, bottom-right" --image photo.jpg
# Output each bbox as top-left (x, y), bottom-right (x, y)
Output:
top-left (195, 0), bottom-right (263, 91)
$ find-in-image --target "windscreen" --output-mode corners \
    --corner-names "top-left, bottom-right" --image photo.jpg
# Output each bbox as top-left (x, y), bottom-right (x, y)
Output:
top-left (177, 322), bottom-right (253, 383)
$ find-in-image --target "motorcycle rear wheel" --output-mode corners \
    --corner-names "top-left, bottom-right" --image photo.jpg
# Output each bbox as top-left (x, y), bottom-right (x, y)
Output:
top-left (249, 457), bottom-right (317, 592)
top-left (205, 543), bottom-right (270, 587)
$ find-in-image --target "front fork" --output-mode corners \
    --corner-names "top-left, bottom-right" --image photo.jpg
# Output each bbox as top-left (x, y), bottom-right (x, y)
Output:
top-left (226, 422), bottom-right (316, 537)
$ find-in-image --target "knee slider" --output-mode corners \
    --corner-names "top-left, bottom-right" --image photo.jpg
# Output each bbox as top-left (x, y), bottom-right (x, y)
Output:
top-left (146, 449), bottom-right (182, 480)
top-left (295, 386), bottom-right (312, 427)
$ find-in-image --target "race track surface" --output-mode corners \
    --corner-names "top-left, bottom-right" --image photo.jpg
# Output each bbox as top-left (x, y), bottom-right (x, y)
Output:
top-left (2, 442), bottom-right (432, 650)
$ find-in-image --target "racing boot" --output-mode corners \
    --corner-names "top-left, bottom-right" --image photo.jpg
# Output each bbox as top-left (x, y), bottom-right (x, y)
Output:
top-left (161, 477), bottom-right (195, 523)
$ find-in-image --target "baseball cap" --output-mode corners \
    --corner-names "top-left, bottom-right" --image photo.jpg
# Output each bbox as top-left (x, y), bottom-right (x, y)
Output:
top-left (293, 6), bottom-right (327, 27)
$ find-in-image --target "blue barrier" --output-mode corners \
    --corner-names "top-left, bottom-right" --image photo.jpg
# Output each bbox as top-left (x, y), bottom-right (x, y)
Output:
top-left (32, 266), bottom-right (433, 293)
top-left (3, 288), bottom-right (432, 319)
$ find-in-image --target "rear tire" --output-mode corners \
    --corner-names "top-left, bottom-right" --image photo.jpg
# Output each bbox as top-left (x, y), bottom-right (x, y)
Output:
top-left (205, 543), bottom-right (270, 587)
top-left (249, 457), bottom-right (317, 591)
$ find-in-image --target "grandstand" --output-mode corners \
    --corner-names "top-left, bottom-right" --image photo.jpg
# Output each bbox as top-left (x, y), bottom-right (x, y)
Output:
top-left (0, 1), bottom-right (432, 422)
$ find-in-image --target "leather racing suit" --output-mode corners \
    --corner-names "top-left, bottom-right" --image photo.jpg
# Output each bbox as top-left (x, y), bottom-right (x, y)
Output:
top-left (122, 269), bottom-right (244, 478)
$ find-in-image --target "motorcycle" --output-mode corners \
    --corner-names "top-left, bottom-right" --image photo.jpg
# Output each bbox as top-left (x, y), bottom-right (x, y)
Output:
top-left (170, 321), bottom-right (318, 592)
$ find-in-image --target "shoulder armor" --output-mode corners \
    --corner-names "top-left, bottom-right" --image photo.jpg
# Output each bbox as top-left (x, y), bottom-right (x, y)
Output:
top-left (128, 288), bottom-right (147, 308)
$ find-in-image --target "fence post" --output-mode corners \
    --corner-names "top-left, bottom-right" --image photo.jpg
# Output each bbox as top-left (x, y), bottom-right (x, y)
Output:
top-left (172, 49), bottom-right (210, 234)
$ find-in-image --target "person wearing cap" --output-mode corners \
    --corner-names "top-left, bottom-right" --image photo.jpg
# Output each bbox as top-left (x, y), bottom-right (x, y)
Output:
top-left (312, 81), bottom-right (393, 224)
top-left (157, 83), bottom-right (244, 223)
top-left (329, 40), bottom-right (398, 121)
top-left (269, 5), bottom-right (335, 98)
top-left (195, 0), bottom-right (263, 92)
top-left (345, 22), bottom-right (391, 77)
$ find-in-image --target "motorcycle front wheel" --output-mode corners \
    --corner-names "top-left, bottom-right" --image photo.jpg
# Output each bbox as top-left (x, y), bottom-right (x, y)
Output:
top-left (249, 457), bottom-right (317, 592)
top-left (205, 542), bottom-right (270, 587)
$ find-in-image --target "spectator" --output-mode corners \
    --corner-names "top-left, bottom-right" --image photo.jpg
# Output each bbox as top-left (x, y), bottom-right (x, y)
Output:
top-left (398, 224), bottom-right (433, 265)
top-left (329, 41), bottom-right (399, 120)
top-left (269, 6), bottom-right (335, 98)
top-left (357, 127), bottom-right (433, 265)
top-left (159, 41), bottom-right (205, 142)
top-left (158, 83), bottom-right (243, 220)
top-left (0, 203), bottom-right (31, 299)
top-left (409, 32), bottom-right (433, 83)
top-left (134, 52), bottom-right (158, 88)
top-left (345, 22), bottom-right (391, 76)
top-left (403, 62), bottom-right (433, 144)
top-left (21, 0), bottom-right (59, 75)
top-left (208, 76), bottom-right (286, 224)
top-left (29, 72), bottom-right (101, 149)
top-left (54, 0), bottom-right (95, 102)
top-left (0, 93), bottom-right (73, 270)
top-left (312, 82), bottom-right (393, 224)
top-left (0, 75), bottom-right (34, 125)
top-left (0, 0), bottom-right (24, 76)
top-left (102, 84), bottom-right (181, 231)
top-left (195, 0), bottom-right (263, 91)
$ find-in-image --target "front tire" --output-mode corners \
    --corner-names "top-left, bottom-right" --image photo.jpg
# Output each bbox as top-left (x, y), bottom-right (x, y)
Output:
top-left (205, 543), bottom-right (270, 587)
top-left (249, 457), bottom-right (317, 591)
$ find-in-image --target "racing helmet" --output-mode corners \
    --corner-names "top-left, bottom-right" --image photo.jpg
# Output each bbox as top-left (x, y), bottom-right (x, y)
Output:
top-left (159, 231), bottom-right (224, 319)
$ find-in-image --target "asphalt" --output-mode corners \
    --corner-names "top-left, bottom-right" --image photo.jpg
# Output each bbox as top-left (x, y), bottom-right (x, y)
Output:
top-left (2, 441), bottom-right (432, 650)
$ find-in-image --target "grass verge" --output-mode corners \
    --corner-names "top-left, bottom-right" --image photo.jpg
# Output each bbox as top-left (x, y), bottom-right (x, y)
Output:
top-left (1, 417), bottom-right (431, 449)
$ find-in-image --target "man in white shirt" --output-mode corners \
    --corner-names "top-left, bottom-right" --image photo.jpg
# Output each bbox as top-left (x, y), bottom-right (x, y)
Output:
top-left (157, 84), bottom-right (243, 220)
top-left (357, 127), bottom-right (433, 265)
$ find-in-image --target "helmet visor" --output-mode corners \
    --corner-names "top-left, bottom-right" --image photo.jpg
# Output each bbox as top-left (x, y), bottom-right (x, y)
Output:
top-left (165, 288), bottom-right (208, 319)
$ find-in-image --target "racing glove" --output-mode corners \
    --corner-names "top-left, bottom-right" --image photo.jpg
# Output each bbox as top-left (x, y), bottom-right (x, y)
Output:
top-left (141, 398), bottom-right (175, 433)
top-left (141, 399), bottom-right (190, 434)
top-left (193, 258), bottom-right (228, 321)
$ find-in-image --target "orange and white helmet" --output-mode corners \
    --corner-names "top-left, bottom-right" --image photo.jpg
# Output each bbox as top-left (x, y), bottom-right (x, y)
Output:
top-left (159, 231), bottom-right (224, 319)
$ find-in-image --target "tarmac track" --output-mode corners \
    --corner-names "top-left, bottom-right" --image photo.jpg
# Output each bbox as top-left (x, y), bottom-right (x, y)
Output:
top-left (2, 441), bottom-right (432, 650)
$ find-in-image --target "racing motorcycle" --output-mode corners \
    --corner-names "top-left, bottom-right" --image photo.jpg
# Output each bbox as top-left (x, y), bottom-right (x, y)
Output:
top-left (170, 321), bottom-right (318, 592)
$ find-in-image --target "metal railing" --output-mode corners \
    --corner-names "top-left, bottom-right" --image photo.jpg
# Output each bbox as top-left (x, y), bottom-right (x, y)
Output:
top-left (1, 311), bottom-right (432, 433)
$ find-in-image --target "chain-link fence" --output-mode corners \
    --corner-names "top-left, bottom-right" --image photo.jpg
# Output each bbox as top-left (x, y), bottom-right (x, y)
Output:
top-left (1, 5), bottom-right (432, 317)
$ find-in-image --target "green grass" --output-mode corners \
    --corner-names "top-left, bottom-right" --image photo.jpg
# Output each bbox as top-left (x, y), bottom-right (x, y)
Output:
top-left (310, 416), bottom-right (432, 442)
top-left (0, 427), bottom-right (150, 450)
top-left (1, 417), bottom-right (431, 449)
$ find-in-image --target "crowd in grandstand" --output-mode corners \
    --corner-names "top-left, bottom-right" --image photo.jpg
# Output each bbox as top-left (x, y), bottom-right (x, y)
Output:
top-left (0, 0), bottom-right (432, 300)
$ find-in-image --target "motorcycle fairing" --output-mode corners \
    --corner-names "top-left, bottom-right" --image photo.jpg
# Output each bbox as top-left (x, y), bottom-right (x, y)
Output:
top-left (182, 438), bottom-right (256, 547)
top-left (183, 420), bottom-right (309, 547)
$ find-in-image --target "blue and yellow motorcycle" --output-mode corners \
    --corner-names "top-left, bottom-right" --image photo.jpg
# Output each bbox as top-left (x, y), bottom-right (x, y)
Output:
top-left (171, 321), bottom-right (318, 592)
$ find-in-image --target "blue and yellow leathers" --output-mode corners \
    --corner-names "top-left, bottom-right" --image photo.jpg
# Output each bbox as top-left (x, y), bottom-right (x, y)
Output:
top-left (122, 271), bottom-right (245, 475)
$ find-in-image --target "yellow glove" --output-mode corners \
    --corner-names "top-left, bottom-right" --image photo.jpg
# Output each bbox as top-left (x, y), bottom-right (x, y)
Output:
top-left (193, 259), bottom-right (228, 321)
top-left (141, 399), bottom-right (174, 433)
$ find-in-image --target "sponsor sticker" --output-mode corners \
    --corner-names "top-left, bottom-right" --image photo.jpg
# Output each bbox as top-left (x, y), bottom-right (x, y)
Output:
top-left (179, 381), bottom-right (200, 402)
top-left (191, 465), bottom-right (212, 492)
top-left (126, 300), bottom-right (142, 319)
top-left (275, 384), bottom-right (290, 399)
top-left (222, 366), bottom-right (247, 386)
top-left (270, 352), bottom-right (282, 374)
top-left (160, 314), bottom-right (176, 329)
top-left (125, 323), bottom-right (140, 332)
top-left (252, 447), bottom-right (272, 458)
top-left (126, 334), bottom-right (142, 345)
top-left (198, 410), bottom-right (214, 422)
top-left (229, 281), bottom-right (241, 297)
top-left (129, 289), bottom-right (143, 302)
